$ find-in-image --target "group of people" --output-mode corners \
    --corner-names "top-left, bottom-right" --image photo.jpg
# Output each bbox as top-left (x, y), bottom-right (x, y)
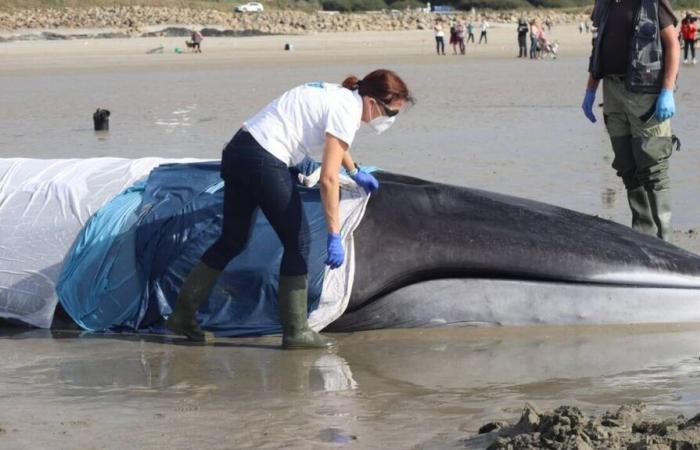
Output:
top-left (433, 19), bottom-right (489, 55)
top-left (517, 18), bottom-right (558, 59)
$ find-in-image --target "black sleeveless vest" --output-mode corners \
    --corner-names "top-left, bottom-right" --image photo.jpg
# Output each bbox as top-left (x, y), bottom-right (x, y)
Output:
top-left (589, 0), bottom-right (665, 94)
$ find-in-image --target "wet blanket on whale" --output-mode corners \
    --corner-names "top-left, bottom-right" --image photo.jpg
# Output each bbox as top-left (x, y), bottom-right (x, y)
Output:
top-left (56, 160), bottom-right (368, 336)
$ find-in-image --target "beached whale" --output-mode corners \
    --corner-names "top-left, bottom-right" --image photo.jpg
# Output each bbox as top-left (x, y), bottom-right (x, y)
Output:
top-left (2, 159), bottom-right (700, 332)
top-left (329, 172), bottom-right (700, 330)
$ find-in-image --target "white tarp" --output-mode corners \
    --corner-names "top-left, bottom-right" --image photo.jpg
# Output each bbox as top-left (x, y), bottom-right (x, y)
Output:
top-left (0, 158), bottom-right (190, 328)
top-left (0, 158), bottom-right (369, 331)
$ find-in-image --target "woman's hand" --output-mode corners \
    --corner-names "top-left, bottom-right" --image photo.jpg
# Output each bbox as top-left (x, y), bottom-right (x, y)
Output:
top-left (350, 169), bottom-right (379, 193)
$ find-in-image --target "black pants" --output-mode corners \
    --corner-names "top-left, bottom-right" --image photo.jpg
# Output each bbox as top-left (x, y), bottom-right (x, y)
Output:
top-left (479, 31), bottom-right (487, 44)
top-left (435, 36), bottom-right (445, 54)
top-left (518, 35), bottom-right (527, 57)
top-left (684, 39), bottom-right (696, 60)
top-left (467, 33), bottom-right (474, 43)
top-left (202, 130), bottom-right (310, 276)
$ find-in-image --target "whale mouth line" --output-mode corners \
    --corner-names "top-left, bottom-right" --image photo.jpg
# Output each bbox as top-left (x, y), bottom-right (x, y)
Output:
top-left (349, 269), bottom-right (700, 314)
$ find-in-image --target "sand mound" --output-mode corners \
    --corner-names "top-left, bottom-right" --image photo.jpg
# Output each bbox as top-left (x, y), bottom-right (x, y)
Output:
top-left (474, 403), bottom-right (700, 449)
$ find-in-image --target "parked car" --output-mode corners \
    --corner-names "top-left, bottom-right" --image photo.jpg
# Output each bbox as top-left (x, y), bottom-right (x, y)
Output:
top-left (235, 2), bottom-right (264, 12)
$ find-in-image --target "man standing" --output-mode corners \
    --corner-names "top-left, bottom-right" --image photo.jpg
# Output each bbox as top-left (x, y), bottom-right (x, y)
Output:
top-left (467, 21), bottom-right (476, 43)
top-left (479, 19), bottom-right (489, 44)
top-left (582, 0), bottom-right (679, 242)
top-left (517, 18), bottom-right (529, 57)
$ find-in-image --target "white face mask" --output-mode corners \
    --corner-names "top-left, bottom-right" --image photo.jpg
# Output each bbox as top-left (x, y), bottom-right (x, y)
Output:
top-left (369, 115), bottom-right (396, 135)
top-left (367, 100), bottom-right (397, 135)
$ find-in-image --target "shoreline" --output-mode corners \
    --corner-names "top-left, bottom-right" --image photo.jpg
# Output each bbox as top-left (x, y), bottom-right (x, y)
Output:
top-left (0, 6), bottom-right (591, 41)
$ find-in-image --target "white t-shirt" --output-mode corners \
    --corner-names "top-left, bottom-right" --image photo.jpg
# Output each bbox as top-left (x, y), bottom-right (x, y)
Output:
top-left (481, 21), bottom-right (489, 32)
top-left (243, 82), bottom-right (363, 166)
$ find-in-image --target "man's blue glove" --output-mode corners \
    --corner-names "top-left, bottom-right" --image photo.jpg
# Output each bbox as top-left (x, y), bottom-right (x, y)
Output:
top-left (655, 88), bottom-right (675, 122)
top-left (350, 169), bottom-right (379, 194)
top-left (582, 89), bottom-right (597, 123)
top-left (325, 232), bottom-right (344, 270)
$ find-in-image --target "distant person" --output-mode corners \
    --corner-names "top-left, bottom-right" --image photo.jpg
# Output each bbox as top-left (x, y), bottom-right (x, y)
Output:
top-left (537, 27), bottom-right (557, 59)
top-left (591, 25), bottom-right (598, 48)
top-left (545, 19), bottom-right (552, 31)
top-left (449, 22), bottom-right (459, 54)
top-left (479, 19), bottom-right (489, 44)
top-left (517, 18), bottom-right (529, 57)
top-left (585, 20), bottom-right (591, 32)
top-left (579, 22), bottom-right (585, 34)
top-left (434, 20), bottom-right (446, 55)
top-left (681, 13), bottom-right (697, 64)
top-left (466, 21), bottom-right (476, 43)
top-left (190, 29), bottom-right (203, 53)
top-left (529, 19), bottom-right (540, 59)
top-left (456, 20), bottom-right (466, 54)
top-left (582, 0), bottom-right (679, 241)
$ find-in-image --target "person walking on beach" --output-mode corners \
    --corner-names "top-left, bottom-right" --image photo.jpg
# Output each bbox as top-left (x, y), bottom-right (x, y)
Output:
top-left (166, 70), bottom-right (414, 348)
top-left (456, 20), bottom-right (466, 54)
top-left (582, 0), bottom-right (679, 241)
top-left (434, 20), bottom-right (446, 55)
top-left (190, 29), bottom-right (203, 53)
top-left (681, 13), bottom-right (697, 64)
top-left (479, 19), bottom-right (489, 44)
top-left (466, 21), bottom-right (476, 43)
top-left (529, 19), bottom-right (540, 59)
top-left (517, 18), bottom-right (529, 58)
top-left (449, 22), bottom-right (459, 54)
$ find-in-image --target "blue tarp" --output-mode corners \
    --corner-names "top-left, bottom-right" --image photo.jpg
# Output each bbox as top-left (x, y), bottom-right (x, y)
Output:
top-left (57, 160), bottom-right (328, 336)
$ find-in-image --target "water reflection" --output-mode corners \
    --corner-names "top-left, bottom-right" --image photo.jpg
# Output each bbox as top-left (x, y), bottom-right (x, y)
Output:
top-left (1, 325), bottom-right (699, 417)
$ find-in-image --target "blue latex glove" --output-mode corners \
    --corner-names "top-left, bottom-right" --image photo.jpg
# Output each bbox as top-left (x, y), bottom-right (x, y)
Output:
top-left (325, 232), bottom-right (344, 270)
top-left (582, 89), bottom-right (597, 123)
top-left (655, 88), bottom-right (675, 122)
top-left (351, 169), bottom-right (379, 194)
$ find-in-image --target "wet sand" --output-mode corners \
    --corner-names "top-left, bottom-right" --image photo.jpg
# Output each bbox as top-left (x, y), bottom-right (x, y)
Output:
top-left (2, 24), bottom-right (700, 448)
top-left (2, 325), bottom-right (700, 449)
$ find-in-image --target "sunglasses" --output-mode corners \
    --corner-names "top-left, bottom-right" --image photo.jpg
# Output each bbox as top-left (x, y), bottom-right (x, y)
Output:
top-left (375, 99), bottom-right (400, 117)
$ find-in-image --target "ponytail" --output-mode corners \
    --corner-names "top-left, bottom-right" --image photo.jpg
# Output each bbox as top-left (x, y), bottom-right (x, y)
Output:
top-left (342, 75), bottom-right (361, 91)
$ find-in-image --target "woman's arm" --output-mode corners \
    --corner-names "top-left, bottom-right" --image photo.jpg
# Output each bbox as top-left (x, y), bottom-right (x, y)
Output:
top-left (341, 150), bottom-right (357, 174)
top-left (320, 133), bottom-right (348, 234)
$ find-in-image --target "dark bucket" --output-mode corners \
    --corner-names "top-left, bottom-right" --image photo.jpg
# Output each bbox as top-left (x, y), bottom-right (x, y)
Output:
top-left (93, 108), bottom-right (110, 131)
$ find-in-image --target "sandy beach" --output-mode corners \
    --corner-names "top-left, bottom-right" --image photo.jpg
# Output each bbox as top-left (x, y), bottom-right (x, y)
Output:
top-left (2, 23), bottom-right (700, 449)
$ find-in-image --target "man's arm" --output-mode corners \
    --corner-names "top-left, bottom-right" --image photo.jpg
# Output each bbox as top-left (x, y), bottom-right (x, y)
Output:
top-left (586, 72), bottom-right (600, 91)
top-left (660, 24), bottom-right (680, 89)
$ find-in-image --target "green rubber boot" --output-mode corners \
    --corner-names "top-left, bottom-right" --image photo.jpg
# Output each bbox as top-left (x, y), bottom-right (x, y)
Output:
top-left (165, 260), bottom-right (221, 343)
top-left (626, 186), bottom-right (658, 237)
top-left (278, 275), bottom-right (336, 350)
top-left (647, 188), bottom-right (673, 242)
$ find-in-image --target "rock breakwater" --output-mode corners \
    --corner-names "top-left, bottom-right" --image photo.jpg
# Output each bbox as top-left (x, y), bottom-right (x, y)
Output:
top-left (0, 6), bottom-right (590, 40)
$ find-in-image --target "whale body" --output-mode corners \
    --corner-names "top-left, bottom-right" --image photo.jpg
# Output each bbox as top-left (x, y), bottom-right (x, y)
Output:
top-left (3, 159), bottom-right (699, 332)
top-left (329, 172), bottom-right (700, 330)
